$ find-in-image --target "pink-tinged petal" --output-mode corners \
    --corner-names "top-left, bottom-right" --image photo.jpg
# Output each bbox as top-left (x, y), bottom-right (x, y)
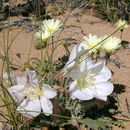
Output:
top-left (17, 99), bottom-right (41, 117)
top-left (90, 82), bottom-right (114, 101)
top-left (42, 84), bottom-right (57, 99)
top-left (40, 97), bottom-right (53, 115)
top-left (94, 66), bottom-right (112, 83)
top-left (15, 76), bottom-right (27, 85)
top-left (8, 85), bottom-right (25, 103)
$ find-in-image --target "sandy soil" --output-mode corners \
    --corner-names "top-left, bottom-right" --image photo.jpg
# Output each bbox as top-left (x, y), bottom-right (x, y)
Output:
top-left (0, 5), bottom-right (130, 130)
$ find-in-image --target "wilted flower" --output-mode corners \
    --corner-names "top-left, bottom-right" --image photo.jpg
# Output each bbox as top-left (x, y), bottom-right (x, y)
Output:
top-left (115, 19), bottom-right (128, 30)
top-left (101, 36), bottom-right (121, 52)
top-left (42, 19), bottom-right (61, 34)
top-left (69, 56), bottom-right (114, 101)
top-left (8, 69), bottom-right (57, 117)
top-left (35, 30), bottom-right (51, 42)
top-left (80, 34), bottom-right (101, 53)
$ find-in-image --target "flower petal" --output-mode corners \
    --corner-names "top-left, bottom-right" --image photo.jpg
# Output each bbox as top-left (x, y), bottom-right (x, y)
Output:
top-left (17, 98), bottom-right (41, 117)
top-left (70, 87), bottom-right (93, 100)
top-left (69, 45), bottom-right (77, 60)
top-left (70, 69), bottom-right (81, 80)
top-left (95, 65), bottom-right (112, 82)
top-left (65, 45), bottom-right (78, 69)
top-left (26, 69), bottom-right (39, 85)
top-left (69, 81), bottom-right (77, 91)
top-left (40, 97), bottom-right (53, 115)
top-left (91, 82), bottom-right (114, 101)
top-left (82, 88), bottom-right (94, 100)
top-left (67, 56), bottom-right (93, 80)
top-left (89, 62), bottom-right (104, 75)
top-left (65, 45), bottom-right (83, 69)
top-left (42, 84), bottom-right (57, 99)
top-left (96, 96), bottom-right (107, 101)
top-left (15, 76), bottom-right (27, 85)
top-left (80, 56), bottom-right (93, 73)
top-left (63, 45), bottom-right (84, 78)
top-left (8, 85), bottom-right (25, 103)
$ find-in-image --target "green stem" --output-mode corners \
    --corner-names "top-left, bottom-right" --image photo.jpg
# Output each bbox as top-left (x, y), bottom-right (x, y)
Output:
top-left (95, 50), bottom-right (100, 63)
top-left (105, 52), bottom-right (110, 65)
top-left (50, 37), bottom-right (54, 65)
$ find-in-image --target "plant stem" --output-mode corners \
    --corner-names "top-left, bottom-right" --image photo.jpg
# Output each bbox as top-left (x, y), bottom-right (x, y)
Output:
top-left (120, 29), bottom-right (123, 39)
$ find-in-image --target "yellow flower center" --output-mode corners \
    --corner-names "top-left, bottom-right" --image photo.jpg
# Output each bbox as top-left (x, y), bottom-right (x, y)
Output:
top-left (48, 27), bottom-right (57, 32)
top-left (77, 71), bottom-right (95, 89)
top-left (23, 85), bottom-right (42, 100)
top-left (89, 43), bottom-right (97, 48)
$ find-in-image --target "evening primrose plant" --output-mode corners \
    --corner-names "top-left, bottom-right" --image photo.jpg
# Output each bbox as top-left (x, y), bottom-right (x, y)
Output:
top-left (67, 55), bottom-right (114, 101)
top-left (0, 18), bottom-right (128, 129)
top-left (8, 69), bottom-right (57, 117)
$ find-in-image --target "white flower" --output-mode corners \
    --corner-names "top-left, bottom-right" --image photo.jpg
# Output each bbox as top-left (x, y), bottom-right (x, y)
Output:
top-left (115, 19), bottom-right (128, 30)
top-left (102, 36), bottom-right (121, 52)
top-left (63, 45), bottom-right (85, 77)
top-left (69, 56), bottom-right (114, 101)
top-left (35, 19), bottom-right (61, 42)
top-left (42, 19), bottom-right (61, 33)
top-left (80, 34), bottom-right (101, 53)
top-left (8, 69), bottom-right (57, 117)
top-left (35, 30), bottom-right (51, 42)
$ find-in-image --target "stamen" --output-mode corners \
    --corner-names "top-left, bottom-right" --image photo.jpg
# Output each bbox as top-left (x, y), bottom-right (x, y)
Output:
top-left (77, 71), bottom-right (95, 89)
top-left (23, 85), bottom-right (42, 100)
top-left (49, 27), bottom-right (56, 32)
